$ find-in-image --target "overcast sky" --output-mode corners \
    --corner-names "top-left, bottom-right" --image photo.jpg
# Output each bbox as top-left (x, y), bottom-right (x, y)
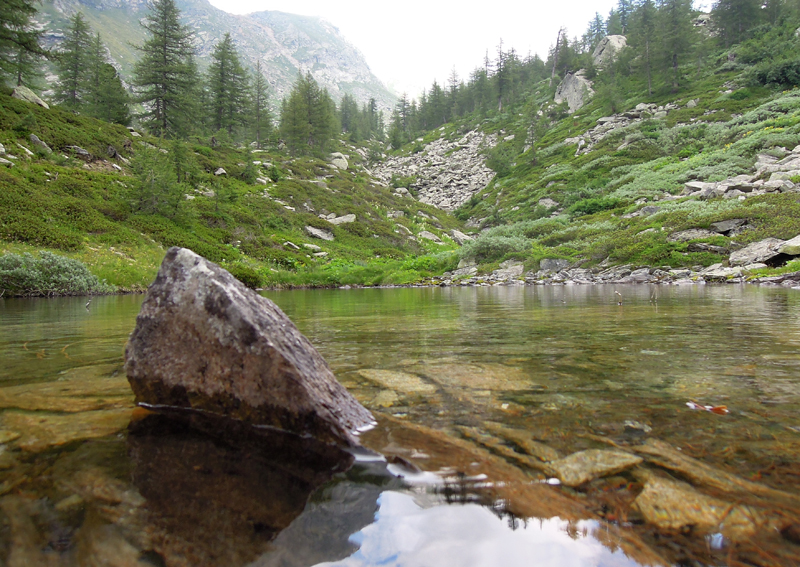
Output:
top-left (205, 0), bottom-right (625, 98)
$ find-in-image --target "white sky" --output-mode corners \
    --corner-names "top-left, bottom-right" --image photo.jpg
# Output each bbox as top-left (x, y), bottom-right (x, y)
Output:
top-left (206, 0), bottom-right (622, 99)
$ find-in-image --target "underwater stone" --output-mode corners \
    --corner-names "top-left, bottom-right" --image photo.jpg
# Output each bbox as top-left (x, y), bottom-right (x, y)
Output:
top-left (548, 449), bottom-right (642, 486)
top-left (634, 476), bottom-right (765, 538)
top-left (124, 247), bottom-right (373, 446)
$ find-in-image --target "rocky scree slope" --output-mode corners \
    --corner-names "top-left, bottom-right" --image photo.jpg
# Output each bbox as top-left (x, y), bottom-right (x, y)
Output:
top-left (371, 130), bottom-right (498, 212)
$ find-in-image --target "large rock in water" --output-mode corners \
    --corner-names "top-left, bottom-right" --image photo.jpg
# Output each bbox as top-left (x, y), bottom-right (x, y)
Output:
top-left (124, 247), bottom-right (374, 446)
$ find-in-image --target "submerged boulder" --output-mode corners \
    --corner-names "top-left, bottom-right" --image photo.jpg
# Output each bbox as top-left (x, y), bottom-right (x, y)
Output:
top-left (548, 449), bottom-right (642, 486)
top-left (124, 247), bottom-right (374, 446)
top-left (633, 475), bottom-right (765, 538)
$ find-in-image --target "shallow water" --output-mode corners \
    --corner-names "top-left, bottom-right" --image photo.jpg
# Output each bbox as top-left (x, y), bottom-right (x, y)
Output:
top-left (0, 285), bottom-right (799, 566)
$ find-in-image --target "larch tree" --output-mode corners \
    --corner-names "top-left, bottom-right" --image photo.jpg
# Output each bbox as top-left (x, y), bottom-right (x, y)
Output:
top-left (54, 12), bottom-right (93, 110)
top-left (630, 0), bottom-right (658, 96)
top-left (251, 59), bottom-right (271, 148)
top-left (582, 13), bottom-right (607, 53)
top-left (656, 0), bottom-right (696, 92)
top-left (606, 8), bottom-right (623, 36)
top-left (0, 0), bottom-right (44, 87)
top-left (711, 0), bottom-right (762, 47)
top-left (339, 92), bottom-right (360, 141)
top-left (132, 0), bottom-right (197, 138)
top-left (280, 72), bottom-right (338, 156)
top-left (90, 62), bottom-right (131, 125)
top-left (207, 33), bottom-right (249, 137)
top-left (617, 0), bottom-right (634, 34)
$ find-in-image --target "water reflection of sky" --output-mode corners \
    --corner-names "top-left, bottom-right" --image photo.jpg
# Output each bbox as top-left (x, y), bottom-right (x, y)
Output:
top-left (316, 491), bottom-right (641, 567)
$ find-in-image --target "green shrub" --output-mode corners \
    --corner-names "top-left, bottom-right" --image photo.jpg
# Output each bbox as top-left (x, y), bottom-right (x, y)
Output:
top-left (749, 58), bottom-right (800, 87)
top-left (485, 143), bottom-right (517, 177)
top-left (13, 112), bottom-right (38, 134)
top-left (0, 251), bottom-right (116, 297)
top-left (568, 197), bottom-right (621, 216)
top-left (226, 262), bottom-right (262, 289)
top-left (391, 174), bottom-right (416, 189)
top-left (729, 89), bottom-right (753, 101)
top-left (459, 234), bottom-right (532, 262)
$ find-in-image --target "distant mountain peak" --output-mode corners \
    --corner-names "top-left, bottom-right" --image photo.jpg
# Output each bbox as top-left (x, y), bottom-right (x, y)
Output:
top-left (41, 0), bottom-right (396, 112)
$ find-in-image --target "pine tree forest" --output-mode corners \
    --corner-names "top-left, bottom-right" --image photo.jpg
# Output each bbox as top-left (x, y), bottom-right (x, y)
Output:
top-left (5, 0), bottom-right (800, 154)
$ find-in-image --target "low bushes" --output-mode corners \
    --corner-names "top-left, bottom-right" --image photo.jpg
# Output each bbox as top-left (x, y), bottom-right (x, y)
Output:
top-left (0, 251), bottom-right (116, 297)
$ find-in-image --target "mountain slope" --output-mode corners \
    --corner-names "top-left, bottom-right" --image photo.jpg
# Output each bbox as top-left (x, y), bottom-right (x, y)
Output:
top-left (375, 61), bottom-right (800, 282)
top-left (0, 91), bottom-right (461, 291)
top-left (37, 0), bottom-right (396, 112)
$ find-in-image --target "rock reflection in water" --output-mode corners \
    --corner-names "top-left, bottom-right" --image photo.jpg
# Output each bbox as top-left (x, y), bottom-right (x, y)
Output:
top-left (126, 412), bottom-right (356, 566)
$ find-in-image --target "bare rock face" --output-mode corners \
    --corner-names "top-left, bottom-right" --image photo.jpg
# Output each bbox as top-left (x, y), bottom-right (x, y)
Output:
top-left (592, 35), bottom-right (627, 69)
top-left (125, 247), bottom-right (374, 446)
top-left (554, 71), bottom-right (595, 114)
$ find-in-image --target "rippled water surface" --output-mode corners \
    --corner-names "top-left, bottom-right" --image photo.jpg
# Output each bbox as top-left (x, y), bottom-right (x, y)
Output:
top-left (0, 285), bottom-right (799, 566)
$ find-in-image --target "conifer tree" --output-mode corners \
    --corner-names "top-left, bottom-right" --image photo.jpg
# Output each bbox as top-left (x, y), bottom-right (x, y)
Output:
top-left (207, 33), bottom-right (249, 136)
top-left (55, 12), bottom-right (93, 110)
top-left (130, 145), bottom-right (185, 219)
top-left (363, 97), bottom-right (384, 141)
top-left (656, 0), bottom-right (696, 92)
top-left (86, 33), bottom-right (104, 106)
top-left (132, 0), bottom-right (197, 138)
top-left (0, 0), bottom-right (44, 87)
top-left (90, 63), bottom-right (131, 125)
top-left (630, 0), bottom-right (657, 95)
top-left (388, 109), bottom-right (404, 150)
top-left (582, 13), bottom-right (607, 53)
top-left (428, 80), bottom-right (447, 125)
top-left (617, 0), bottom-right (634, 34)
top-left (606, 9), bottom-right (623, 36)
top-left (339, 92), bottom-right (360, 141)
top-left (251, 60), bottom-right (272, 148)
top-left (712, 0), bottom-right (762, 47)
top-left (495, 41), bottom-right (508, 111)
top-left (9, 43), bottom-right (42, 89)
top-left (279, 72), bottom-right (337, 156)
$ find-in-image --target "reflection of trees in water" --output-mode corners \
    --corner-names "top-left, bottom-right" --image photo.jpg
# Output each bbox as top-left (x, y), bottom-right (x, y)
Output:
top-left (564, 520), bottom-right (588, 540)
top-left (435, 471), bottom-right (527, 531)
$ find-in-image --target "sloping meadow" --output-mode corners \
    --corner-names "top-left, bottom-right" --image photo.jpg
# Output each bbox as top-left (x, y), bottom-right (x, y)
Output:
top-left (456, 87), bottom-right (800, 272)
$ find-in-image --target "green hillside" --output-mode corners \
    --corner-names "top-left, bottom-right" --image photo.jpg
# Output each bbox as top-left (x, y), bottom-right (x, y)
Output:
top-left (375, 2), bottom-right (800, 280)
top-left (445, 80), bottom-right (800, 274)
top-left (0, 91), bottom-right (461, 293)
top-left (6, 1), bottom-right (800, 294)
